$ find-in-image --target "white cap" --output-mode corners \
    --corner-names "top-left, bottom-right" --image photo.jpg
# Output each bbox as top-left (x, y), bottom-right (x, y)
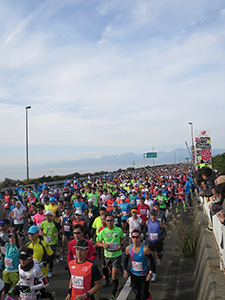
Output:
top-left (88, 198), bottom-right (93, 203)
top-left (75, 210), bottom-right (82, 215)
top-left (121, 195), bottom-right (126, 200)
top-left (45, 210), bottom-right (55, 216)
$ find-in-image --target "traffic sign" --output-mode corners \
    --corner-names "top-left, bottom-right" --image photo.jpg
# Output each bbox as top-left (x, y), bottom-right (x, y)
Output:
top-left (146, 152), bottom-right (157, 158)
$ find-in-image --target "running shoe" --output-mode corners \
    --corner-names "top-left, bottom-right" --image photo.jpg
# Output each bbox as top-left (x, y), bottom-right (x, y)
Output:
top-left (48, 271), bottom-right (53, 278)
top-left (176, 208), bottom-right (178, 213)
top-left (50, 291), bottom-right (56, 300)
top-left (151, 273), bottom-right (157, 282)
top-left (110, 295), bottom-right (116, 300)
top-left (59, 257), bottom-right (65, 262)
top-left (158, 259), bottom-right (161, 265)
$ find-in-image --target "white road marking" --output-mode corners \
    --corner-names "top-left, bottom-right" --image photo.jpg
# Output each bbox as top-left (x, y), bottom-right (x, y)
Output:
top-left (117, 277), bottom-right (131, 300)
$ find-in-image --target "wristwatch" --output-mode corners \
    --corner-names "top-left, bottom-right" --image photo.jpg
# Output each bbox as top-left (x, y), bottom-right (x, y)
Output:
top-left (149, 270), bottom-right (153, 274)
top-left (86, 292), bottom-right (90, 298)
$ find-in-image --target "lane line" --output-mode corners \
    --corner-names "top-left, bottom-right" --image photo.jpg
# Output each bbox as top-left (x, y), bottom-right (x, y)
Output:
top-left (117, 277), bottom-right (131, 300)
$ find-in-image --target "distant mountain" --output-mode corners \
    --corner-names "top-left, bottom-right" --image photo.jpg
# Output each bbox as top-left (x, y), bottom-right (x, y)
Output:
top-left (34, 148), bottom-right (225, 170)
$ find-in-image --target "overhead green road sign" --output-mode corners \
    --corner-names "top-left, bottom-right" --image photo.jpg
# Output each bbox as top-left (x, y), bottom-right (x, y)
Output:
top-left (146, 152), bottom-right (157, 158)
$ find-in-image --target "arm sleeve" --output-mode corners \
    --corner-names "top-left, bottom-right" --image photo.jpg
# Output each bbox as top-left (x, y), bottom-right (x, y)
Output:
top-left (148, 253), bottom-right (156, 273)
top-left (31, 268), bottom-right (49, 291)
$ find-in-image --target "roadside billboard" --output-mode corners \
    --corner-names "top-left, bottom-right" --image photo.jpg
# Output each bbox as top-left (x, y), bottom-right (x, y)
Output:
top-left (195, 130), bottom-right (212, 168)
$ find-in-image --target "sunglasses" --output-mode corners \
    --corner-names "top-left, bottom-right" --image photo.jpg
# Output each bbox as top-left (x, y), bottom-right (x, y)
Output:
top-left (73, 232), bottom-right (81, 235)
top-left (106, 220), bottom-right (113, 222)
top-left (131, 236), bottom-right (140, 239)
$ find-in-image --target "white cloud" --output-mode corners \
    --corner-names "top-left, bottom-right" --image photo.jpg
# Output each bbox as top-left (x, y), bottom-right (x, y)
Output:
top-left (0, 0), bottom-right (225, 169)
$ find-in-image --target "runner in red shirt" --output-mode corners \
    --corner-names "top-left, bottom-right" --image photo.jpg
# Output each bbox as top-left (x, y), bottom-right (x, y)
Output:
top-left (66, 239), bottom-right (102, 300)
top-left (175, 182), bottom-right (187, 213)
top-left (67, 224), bottom-right (97, 264)
top-left (137, 196), bottom-right (150, 223)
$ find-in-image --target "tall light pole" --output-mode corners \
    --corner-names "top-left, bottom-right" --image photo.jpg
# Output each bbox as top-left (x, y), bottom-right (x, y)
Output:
top-left (188, 122), bottom-right (194, 163)
top-left (25, 106), bottom-right (31, 182)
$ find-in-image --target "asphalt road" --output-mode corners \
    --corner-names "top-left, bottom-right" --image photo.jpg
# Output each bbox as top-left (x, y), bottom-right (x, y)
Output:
top-left (43, 207), bottom-right (195, 300)
top-left (0, 203), bottom-right (195, 300)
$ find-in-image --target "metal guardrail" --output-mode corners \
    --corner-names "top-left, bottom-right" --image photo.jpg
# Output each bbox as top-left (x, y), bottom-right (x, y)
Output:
top-left (199, 196), bottom-right (225, 270)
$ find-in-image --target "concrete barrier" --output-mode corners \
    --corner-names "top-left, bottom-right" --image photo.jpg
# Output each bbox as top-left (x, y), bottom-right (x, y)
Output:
top-left (194, 203), bottom-right (225, 300)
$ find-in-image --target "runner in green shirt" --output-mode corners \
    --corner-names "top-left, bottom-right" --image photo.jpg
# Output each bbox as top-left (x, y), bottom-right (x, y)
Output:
top-left (96, 215), bottom-right (124, 300)
top-left (40, 210), bottom-right (59, 277)
top-left (155, 190), bottom-right (167, 210)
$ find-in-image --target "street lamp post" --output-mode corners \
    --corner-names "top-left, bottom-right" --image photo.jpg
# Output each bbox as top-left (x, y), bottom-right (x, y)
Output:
top-left (188, 122), bottom-right (194, 163)
top-left (25, 106), bottom-right (31, 182)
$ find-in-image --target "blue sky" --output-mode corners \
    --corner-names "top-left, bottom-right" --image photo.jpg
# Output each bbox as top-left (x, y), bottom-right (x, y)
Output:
top-left (0, 0), bottom-right (225, 169)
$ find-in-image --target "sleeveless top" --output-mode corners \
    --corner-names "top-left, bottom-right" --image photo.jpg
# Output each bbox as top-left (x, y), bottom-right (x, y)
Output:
top-left (147, 219), bottom-right (161, 242)
top-left (130, 243), bottom-right (148, 276)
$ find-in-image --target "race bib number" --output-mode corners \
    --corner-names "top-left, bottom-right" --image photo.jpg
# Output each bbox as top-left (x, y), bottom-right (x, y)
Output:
top-left (72, 275), bottom-right (84, 289)
top-left (140, 209), bottom-right (146, 215)
top-left (122, 211), bottom-right (126, 216)
top-left (132, 261), bottom-right (143, 272)
top-left (88, 213), bottom-right (93, 218)
top-left (64, 225), bottom-right (70, 232)
top-left (4, 258), bottom-right (13, 268)
top-left (150, 233), bottom-right (158, 241)
top-left (109, 243), bottom-right (117, 251)
top-left (114, 217), bottom-right (118, 224)
top-left (31, 216), bottom-right (34, 221)
top-left (45, 235), bottom-right (52, 243)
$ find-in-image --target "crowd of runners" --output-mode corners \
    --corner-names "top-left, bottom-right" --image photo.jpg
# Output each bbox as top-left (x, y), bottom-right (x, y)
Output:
top-left (1, 162), bottom-right (223, 300)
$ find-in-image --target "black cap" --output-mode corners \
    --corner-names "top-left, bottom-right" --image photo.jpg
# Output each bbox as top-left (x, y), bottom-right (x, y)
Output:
top-left (75, 239), bottom-right (89, 249)
top-left (19, 247), bottom-right (33, 260)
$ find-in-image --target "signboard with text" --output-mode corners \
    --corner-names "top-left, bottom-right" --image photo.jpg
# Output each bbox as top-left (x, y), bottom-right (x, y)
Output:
top-left (146, 152), bottom-right (157, 158)
top-left (195, 130), bottom-right (212, 167)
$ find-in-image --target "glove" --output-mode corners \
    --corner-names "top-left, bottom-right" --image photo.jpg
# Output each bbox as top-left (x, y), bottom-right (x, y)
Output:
top-left (43, 261), bottom-right (48, 267)
top-left (12, 285), bottom-right (20, 295)
top-left (20, 285), bottom-right (31, 293)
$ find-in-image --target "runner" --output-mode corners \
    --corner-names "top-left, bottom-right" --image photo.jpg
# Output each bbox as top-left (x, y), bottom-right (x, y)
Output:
top-left (67, 224), bottom-right (97, 265)
top-left (96, 215), bottom-right (124, 300)
top-left (40, 211), bottom-right (60, 277)
top-left (127, 208), bottom-right (145, 241)
top-left (146, 210), bottom-right (165, 282)
top-left (124, 229), bottom-right (155, 300)
top-left (59, 206), bottom-right (73, 262)
top-left (13, 247), bottom-right (50, 300)
top-left (65, 239), bottom-right (102, 300)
